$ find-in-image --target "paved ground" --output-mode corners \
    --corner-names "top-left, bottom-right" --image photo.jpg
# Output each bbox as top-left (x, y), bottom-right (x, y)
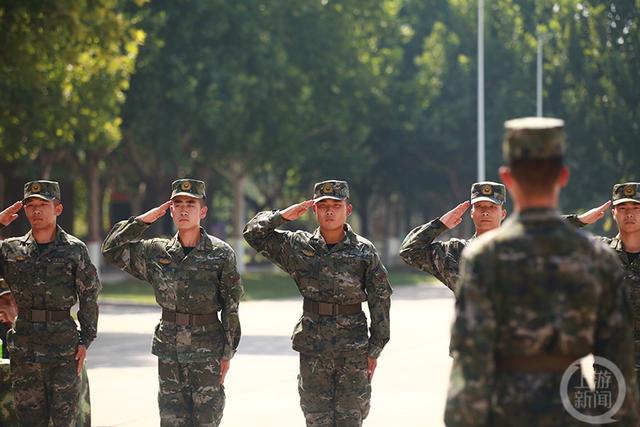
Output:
top-left (88, 284), bottom-right (455, 426)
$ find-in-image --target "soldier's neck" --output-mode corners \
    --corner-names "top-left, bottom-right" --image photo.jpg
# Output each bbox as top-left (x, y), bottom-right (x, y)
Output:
top-left (178, 227), bottom-right (201, 247)
top-left (619, 230), bottom-right (640, 253)
top-left (320, 227), bottom-right (345, 245)
top-left (31, 224), bottom-right (56, 244)
top-left (513, 194), bottom-right (558, 213)
top-left (510, 182), bottom-right (560, 213)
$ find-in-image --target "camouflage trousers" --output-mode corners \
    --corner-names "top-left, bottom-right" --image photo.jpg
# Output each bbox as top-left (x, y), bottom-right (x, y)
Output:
top-left (158, 358), bottom-right (225, 427)
top-left (10, 358), bottom-right (80, 427)
top-left (298, 352), bottom-right (371, 427)
top-left (485, 373), bottom-right (603, 427)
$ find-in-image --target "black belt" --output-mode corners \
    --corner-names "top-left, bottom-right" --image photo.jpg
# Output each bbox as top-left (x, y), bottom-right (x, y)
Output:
top-left (496, 354), bottom-right (578, 374)
top-left (22, 309), bottom-right (70, 323)
top-left (303, 299), bottom-right (362, 316)
top-left (161, 309), bottom-right (219, 326)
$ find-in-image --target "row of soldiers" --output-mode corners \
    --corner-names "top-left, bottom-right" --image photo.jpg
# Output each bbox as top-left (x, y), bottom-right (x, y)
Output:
top-left (0, 116), bottom-right (637, 426)
top-left (0, 175), bottom-right (389, 426)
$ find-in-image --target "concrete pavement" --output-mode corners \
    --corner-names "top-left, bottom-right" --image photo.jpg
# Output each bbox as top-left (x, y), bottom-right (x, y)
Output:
top-left (88, 284), bottom-right (454, 426)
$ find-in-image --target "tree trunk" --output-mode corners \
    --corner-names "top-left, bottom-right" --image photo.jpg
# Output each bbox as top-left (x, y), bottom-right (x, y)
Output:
top-left (86, 156), bottom-right (101, 242)
top-left (231, 169), bottom-right (246, 273)
top-left (85, 154), bottom-right (103, 273)
top-left (358, 190), bottom-right (371, 237)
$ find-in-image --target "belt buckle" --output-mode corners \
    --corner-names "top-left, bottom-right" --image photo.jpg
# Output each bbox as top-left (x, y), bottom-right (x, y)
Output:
top-left (175, 313), bottom-right (191, 325)
top-left (32, 309), bottom-right (47, 322)
top-left (318, 303), bottom-right (336, 316)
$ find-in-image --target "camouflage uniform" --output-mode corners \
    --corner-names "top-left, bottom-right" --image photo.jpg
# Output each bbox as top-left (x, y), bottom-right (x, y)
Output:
top-left (243, 180), bottom-right (392, 427)
top-left (399, 182), bottom-right (506, 292)
top-left (101, 179), bottom-right (242, 427)
top-left (0, 181), bottom-right (101, 427)
top-left (0, 283), bottom-right (91, 426)
top-left (564, 182), bottom-right (640, 390)
top-left (445, 118), bottom-right (640, 426)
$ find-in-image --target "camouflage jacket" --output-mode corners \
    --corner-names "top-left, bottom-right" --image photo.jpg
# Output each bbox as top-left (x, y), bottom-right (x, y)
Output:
top-left (243, 211), bottom-right (392, 358)
top-left (101, 219), bottom-right (242, 362)
top-left (565, 214), bottom-right (640, 360)
top-left (0, 226), bottom-right (101, 362)
top-left (446, 208), bottom-right (639, 426)
top-left (399, 218), bottom-right (472, 292)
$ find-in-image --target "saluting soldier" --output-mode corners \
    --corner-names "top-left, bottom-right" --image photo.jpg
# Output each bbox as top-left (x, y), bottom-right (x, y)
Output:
top-left (102, 179), bottom-right (242, 427)
top-left (243, 180), bottom-right (392, 427)
top-left (564, 183), bottom-right (640, 388)
top-left (400, 181), bottom-right (506, 292)
top-left (444, 118), bottom-right (639, 426)
top-left (0, 180), bottom-right (101, 427)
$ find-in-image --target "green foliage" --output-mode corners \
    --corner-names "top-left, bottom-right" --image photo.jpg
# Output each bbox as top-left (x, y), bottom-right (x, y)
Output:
top-left (0, 0), bottom-right (142, 162)
top-left (1, 0), bottom-right (639, 239)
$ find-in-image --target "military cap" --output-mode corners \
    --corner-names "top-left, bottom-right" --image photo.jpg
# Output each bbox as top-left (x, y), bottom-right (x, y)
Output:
top-left (170, 179), bottom-right (206, 200)
top-left (612, 182), bottom-right (640, 206)
top-left (23, 180), bottom-right (61, 202)
top-left (313, 180), bottom-right (350, 202)
top-left (502, 117), bottom-right (566, 162)
top-left (470, 181), bottom-right (506, 206)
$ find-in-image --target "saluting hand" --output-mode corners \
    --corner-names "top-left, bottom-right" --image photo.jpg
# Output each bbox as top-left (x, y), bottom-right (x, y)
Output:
top-left (577, 200), bottom-right (612, 225)
top-left (0, 201), bottom-right (22, 226)
top-left (281, 200), bottom-right (314, 221)
top-left (135, 201), bottom-right (172, 224)
top-left (440, 201), bottom-right (471, 229)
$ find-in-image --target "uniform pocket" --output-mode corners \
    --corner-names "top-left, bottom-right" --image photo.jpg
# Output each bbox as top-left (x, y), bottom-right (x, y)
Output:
top-left (7, 329), bottom-right (30, 360)
top-left (291, 315), bottom-right (318, 354)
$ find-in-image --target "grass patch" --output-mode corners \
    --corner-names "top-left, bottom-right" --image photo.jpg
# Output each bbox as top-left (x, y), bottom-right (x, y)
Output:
top-left (99, 267), bottom-right (435, 305)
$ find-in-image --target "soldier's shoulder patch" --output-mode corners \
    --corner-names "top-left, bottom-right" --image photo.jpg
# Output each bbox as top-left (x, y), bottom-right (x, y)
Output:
top-left (15, 255), bottom-right (26, 262)
top-left (158, 258), bottom-right (172, 265)
top-left (301, 249), bottom-right (315, 257)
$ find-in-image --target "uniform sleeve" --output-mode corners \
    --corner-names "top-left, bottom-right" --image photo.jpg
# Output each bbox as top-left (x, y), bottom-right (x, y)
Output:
top-left (399, 218), bottom-right (462, 291)
top-left (243, 210), bottom-right (294, 273)
top-left (75, 244), bottom-right (102, 348)
top-left (365, 251), bottom-right (392, 358)
top-left (561, 214), bottom-right (587, 229)
top-left (593, 255), bottom-right (640, 423)
top-left (101, 218), bottom-right (150, 281)
top-left (444, 246), bottom-right (496, 427)
top-left (219, 248), bottom-right (243, 360)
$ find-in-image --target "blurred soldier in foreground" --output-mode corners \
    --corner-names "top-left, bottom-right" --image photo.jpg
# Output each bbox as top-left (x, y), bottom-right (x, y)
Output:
top-left (244, 180), bottom-right (392, 426)
top-left (444, 118), bottom-right (639, 426)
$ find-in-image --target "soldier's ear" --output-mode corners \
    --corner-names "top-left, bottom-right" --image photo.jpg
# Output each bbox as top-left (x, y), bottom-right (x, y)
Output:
top-left (346, 203), bottom-right (353, 216)
top-left (557, 165), bottom-right (570, 188)
top-left (499, 166), bottom-right (513, 190)
top-left (54, 202), bottom-right (63, 217)
top-left (200, 205), bottom-right (208, 219)
top-left (501, 207), bottom-right (507, 220)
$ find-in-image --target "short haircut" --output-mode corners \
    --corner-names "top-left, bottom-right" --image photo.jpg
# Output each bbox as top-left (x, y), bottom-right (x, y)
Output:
top-left (508, 158), bottom-right (564, 195)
